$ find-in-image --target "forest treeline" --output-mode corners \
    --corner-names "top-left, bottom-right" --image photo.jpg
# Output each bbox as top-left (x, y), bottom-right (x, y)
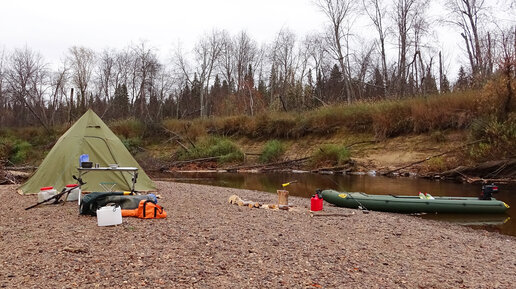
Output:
top-left (0, 0), bottom-right (514, 130)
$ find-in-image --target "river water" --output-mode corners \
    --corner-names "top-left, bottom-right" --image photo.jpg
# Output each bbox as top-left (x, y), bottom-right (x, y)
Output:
top-left (156, 171), bottom-right (516, 237)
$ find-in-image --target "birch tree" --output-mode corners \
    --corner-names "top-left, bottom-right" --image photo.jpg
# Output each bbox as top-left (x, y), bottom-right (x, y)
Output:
top-left (315, 0), bottom-right (357, 103)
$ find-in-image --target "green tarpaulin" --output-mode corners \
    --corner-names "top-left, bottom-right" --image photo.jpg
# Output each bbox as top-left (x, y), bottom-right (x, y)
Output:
top-left (18, 109), bottom-right (157, 194)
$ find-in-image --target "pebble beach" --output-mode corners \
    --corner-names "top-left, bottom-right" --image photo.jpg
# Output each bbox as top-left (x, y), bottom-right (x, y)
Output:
top-left (0, 181), bottom-right (515, 288)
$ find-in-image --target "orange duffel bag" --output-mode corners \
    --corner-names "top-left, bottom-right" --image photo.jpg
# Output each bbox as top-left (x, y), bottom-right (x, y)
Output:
top-left (122, 200), bottom-right (167, 219)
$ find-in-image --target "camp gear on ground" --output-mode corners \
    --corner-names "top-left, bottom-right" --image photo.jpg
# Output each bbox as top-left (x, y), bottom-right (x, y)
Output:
top-left (38, 187), bottom-right (57, 203)
top-left (79, 192), bottom-right (154, 216)
top-left (321, 190), bottom-right (510, 214)
top-left (18, 109), bottom-right (156, 195)
top-left (64, 184), bottom-right (80, 202)
top-left (122, 200), bottom-right (167, 219)
top-left (25, 176), bottom-right (86, 210)
top-left (311, 191), bottom-right (323, 211)
top-left (97, 205), bottom-right (122, 226)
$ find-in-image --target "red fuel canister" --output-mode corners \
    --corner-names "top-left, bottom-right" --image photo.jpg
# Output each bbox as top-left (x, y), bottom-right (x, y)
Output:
top-left (311, 193), bottom-right (323, 211)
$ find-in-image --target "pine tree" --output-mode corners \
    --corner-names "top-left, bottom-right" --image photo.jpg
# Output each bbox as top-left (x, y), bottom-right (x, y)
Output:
top-left (422, 69), bottom-right (438, 95)
top-left (440, 74), bottom-right (451, 94)
top-left (454, 66), bottom-right (470, 91)
top-left (112, 84), bottom-right (129, 119)
top-left (372, 67), bottom-right (385, 99)
top-left (327, 64), bottom-right (343, 101)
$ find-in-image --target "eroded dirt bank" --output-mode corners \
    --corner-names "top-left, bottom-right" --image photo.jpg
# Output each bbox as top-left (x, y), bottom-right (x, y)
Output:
top-left (1, 181), bottom-right (515, 288)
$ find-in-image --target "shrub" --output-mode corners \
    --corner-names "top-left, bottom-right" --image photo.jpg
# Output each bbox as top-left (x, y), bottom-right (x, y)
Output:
top-left (259, 140), bottom-right (285, 163)
top-left (9, 141), bottom-right (32, 164)
top-left (425, 156), bottom-right (447, 172)
top-left (110, 118), bottom-right (144, 139)
top-left (177, 137), bottom-right (244, 163)
top-left (162, 119), bottom-right (207, 141)
top-left (311, 144), bottom-right (351, 166)
top-left (467, 115), bottom-right (516, 161)
top-left (121, 137), bottom-right (142, 155)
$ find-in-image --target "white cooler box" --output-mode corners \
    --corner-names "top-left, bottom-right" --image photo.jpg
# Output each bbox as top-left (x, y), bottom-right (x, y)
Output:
top-left (96, 206), bottom-right (122, 226)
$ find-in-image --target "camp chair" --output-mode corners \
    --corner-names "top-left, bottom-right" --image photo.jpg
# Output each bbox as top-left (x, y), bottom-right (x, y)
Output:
top-left (100, 182), bottom-right (117, 192)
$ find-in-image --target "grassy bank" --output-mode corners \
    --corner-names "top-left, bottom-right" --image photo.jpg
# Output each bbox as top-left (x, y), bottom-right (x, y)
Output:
top-left (1, 85), bottom-right (514, 172)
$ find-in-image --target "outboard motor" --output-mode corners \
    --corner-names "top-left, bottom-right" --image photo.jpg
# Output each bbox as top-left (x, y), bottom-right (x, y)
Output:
top-left (479, 183), bottom-right (499, 200)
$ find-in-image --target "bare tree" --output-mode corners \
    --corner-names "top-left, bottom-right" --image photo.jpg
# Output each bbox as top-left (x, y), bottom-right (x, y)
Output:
top-left (131, 42), bottom-right (159, 120)
top-left (392, 0), bottom-right (427, 97)
top-left (48, 63), bottom-right (69, 125)
top-left (218, 31), bottom-right (235, 90)
top-left (176, 30), bottom-right (224, 117)
top-left (269, 28), bottom-right (299, 111)
top-left (444, 0), bottom-right (488, 79)
top-left (363, 0), bottom-right (389, 95)
top-left (315, 0), bottom-right (357, 103)
top-left (234, 31), bottom-right (257, 93)
top-left (498, 26), bottom-right (515, 120)
top-left (67, 46), bottom-right (96, 112)
top-left (303, 33), bottom-right (330, 105)
top-left (96, 49), bottom-right (116, 116)
top-left (0, 49), bottom-right (6, 125)
top-left (4, 47), bottom-right (51, 131)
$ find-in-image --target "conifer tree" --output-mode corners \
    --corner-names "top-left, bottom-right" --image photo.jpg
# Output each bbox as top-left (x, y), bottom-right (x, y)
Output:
top-left (454, 66), bottom-right (470, 91)
top-left (112, 84), bottom-right (129, 119)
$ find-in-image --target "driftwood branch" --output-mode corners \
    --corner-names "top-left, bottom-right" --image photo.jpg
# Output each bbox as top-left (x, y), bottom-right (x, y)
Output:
top-left (381, 140), bottom-right (483, 176)
top-left (345, 140), bottom-right (377, 149)
top-left (175, 140), bottom-right (190, 152)
top-left (226, 156), bottom-right (311, 172)
top-left (310, 160), bottom-right (355, 173)
top-left (441, 159), bottom-right (516, 183)
top-left (162, 125), bottom-right (195, 150)
top-left (171, 156), bottom-right (221, 166)
top-left (4, 166), bottom-right (37, 171)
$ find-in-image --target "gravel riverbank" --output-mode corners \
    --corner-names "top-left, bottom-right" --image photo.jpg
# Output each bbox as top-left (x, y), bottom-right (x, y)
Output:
top-left (1, 181), bottom-right (515, 288)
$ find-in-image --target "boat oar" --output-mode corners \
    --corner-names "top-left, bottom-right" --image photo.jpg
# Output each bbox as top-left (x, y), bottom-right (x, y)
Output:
top-left (346, 193), bottom-right (370, 214)
top-left (281, 180), bottom-right (298, 188)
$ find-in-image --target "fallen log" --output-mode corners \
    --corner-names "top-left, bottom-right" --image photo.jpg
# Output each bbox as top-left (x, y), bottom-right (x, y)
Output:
top-left (226, 156), bottom-right (311, 172)
top-left (170, 156), bottom-right (221, 166)
top-left (441, 159), bottom-right (516, 183)
top-left (310, 160), bottom-right (355, 173)
top-left (4, 166), bottom-right (37, 171)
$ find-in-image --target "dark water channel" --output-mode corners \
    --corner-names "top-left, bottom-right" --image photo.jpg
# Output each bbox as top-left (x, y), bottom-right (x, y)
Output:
top-left (156, 171), bottom-right (516, 237)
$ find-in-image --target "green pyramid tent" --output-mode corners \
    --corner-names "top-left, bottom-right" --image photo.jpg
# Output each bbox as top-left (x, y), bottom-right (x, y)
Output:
top-left (18, 109), bottom-right (156, 194)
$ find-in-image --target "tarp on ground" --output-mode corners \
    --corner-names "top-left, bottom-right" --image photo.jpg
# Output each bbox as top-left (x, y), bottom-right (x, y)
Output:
top-left (18, 109), bottom-right (157, 194)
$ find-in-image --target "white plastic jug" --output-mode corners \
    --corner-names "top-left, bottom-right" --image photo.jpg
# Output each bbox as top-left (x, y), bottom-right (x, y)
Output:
top-left (96, 206), bottom-right (122, 227)
top-left (37, 186), bottom-right (58, 203)
top-left (64, 184), bottom-right (81, 202)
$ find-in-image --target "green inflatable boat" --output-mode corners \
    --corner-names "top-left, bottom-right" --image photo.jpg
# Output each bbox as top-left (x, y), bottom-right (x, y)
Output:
top-left (321, 190), bottom-right (510, 214)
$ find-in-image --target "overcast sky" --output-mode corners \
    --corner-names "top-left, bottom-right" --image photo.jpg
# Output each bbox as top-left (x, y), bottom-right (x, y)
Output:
top-left (1, 0), bottom-right (326, 63)
top-left (1, 0), bottom-right (514, 77)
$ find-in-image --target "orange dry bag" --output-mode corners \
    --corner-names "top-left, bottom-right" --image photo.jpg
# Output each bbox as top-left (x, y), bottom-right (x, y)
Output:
top-left (122, 200), bottom-right (167, 219)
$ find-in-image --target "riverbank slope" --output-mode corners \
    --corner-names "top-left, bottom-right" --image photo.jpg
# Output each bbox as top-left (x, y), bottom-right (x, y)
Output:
top-left (1, 181), bottom-right (515, 288)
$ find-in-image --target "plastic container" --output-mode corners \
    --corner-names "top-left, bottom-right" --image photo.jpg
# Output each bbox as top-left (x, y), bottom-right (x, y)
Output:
top-left (96, 206), bottom-right (122, 227)
top-left (311, 193), bottom-right (323, 211)
top-left (79, 154), bottom-right (89, 167)
top-left (37, 186), bottom-right (58, 203)
top-left (65, 184), bottom-right (81, 202)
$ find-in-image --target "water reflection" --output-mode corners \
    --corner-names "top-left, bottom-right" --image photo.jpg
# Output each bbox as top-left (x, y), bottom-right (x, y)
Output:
top-left (156, 171), bottom-right (515, 237)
